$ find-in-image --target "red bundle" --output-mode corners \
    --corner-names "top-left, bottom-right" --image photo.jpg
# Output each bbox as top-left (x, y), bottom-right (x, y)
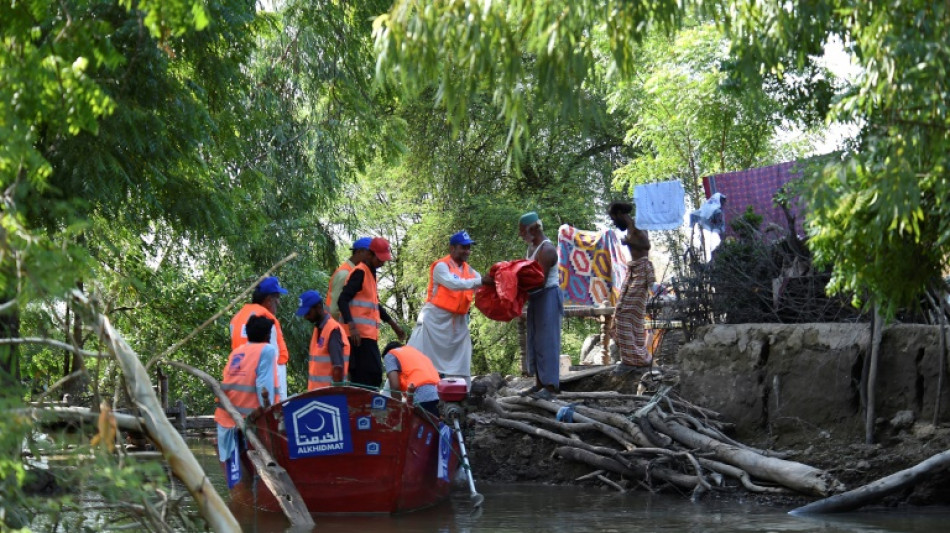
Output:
top-left (474, 260), bottom-right (546, 321)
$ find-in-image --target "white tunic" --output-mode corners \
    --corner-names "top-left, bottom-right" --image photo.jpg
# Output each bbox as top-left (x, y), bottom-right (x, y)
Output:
top-left (407, 261), bottom-right (482, 379)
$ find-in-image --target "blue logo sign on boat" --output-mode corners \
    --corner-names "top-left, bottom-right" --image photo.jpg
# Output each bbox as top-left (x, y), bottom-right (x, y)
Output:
top-left (285, 395), bottom-right (353, 459)
top-left (226, 443), bottom-right (242, 489)
top-left (437, 423), bottom-right (451, 481)
top-left (357, 416), bottom-right (371, 431)
top-left (371, 395), bottom-right (387, 410)
top-left (366, 441), bottom-right (380, 455)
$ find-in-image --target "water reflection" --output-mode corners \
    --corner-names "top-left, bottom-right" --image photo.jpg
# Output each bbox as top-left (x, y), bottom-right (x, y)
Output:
top-left (188, 440), bottom-right (950, 533)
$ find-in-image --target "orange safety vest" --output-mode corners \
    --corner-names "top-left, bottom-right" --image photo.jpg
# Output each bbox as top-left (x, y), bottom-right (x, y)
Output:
top-left (214, 343), bottom-right (273, 428)
top-left (426, 255), bottom-right (476, 314)
top-left (343, 262), bottom-right (380, 340)
top-left (308, 316), bottom-right (351, 390)
top-left (326, 260), bottom-right (357, 319)
top-left (229, 303), bottom-right (290, 365)
top-left (390, 345), bottom-right (440, 393)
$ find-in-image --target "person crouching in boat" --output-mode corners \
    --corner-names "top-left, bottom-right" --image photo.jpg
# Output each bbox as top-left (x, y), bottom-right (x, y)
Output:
top-left (382, 342), bottom-right (441, 417)
top-left (215, 315), bottom-right (278, 484)
top-left (296, 289), bottom-right (351, 389)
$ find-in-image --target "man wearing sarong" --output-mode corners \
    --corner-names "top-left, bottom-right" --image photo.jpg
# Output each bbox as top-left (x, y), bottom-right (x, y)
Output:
top-left (608, 201), bottom-right (655, 370)
top-left (485, 212), bottom-right (562, 400)
top-left (407, 230), bottom-right (483, 387)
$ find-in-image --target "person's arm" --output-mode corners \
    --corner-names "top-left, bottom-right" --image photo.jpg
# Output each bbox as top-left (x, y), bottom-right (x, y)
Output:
top-left (432, 262), bottom-right (482, 290)
top-left (536, 241), bottom-right (559, 273)
top-left (377, 305), bottom-right (406, 342)
top-left (272, 321), bottom-right (289, 364)
top-left (338, 270), bottom-right (365, 347)
top-left (255, 344), bottom-right (277, 408)
top-left (383, 353), bottom-right (403, 400)
top-left (327, 328), bottom-right (345, 382)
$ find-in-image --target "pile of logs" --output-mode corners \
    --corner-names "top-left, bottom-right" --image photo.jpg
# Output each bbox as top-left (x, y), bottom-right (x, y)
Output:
top-left (486, 385), bottom-right (846, 500)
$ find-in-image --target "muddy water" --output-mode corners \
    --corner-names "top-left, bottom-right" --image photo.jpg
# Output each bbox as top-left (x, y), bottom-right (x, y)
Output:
top-left (186, 440), bottom-right (950, 533)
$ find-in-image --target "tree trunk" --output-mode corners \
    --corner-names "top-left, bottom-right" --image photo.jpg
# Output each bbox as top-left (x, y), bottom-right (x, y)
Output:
top-left (0, 300), bottom-right (20, 387)
top-left (866, 306), bottom-right (884, 444)
top-left (649, 413), bottom-right (843, 496)
top-left (72, 291), bottom-right (242, 533)
top-left (791, 449), bottom-right (950, 514)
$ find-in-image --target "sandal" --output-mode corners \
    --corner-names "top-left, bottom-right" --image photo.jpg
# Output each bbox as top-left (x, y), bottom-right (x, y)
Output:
top-left (518, 384), bottom-right (543, 397)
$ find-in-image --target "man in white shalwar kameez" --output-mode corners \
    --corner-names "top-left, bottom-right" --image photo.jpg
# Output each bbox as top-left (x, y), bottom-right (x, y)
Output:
top-left (408, 230), bottom-right (483, 386)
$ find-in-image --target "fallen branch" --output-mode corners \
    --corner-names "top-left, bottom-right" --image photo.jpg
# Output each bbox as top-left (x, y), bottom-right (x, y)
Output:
top-left (597, 474), bottom-right (626, 492)
top-left (790, 448), bottom-right (950, 514)
top-left (555, 446), bottom-right (698, 490)
top-left (14, 406), bottom-right (145, 433)
top-left (649, 412), bottom-right (843, 496)
top-left (72, 291), bottom-right (241, 533)
top-left (499, 396), bottom-right (637, 450)
top-left (575, 469), bottom-right (605, 481)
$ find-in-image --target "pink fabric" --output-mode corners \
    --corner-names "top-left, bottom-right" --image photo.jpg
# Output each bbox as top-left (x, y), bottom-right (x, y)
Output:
top-left (702, 161), bottom-right (805, 239)
top-left (474, 260), bottom-right (546, 322)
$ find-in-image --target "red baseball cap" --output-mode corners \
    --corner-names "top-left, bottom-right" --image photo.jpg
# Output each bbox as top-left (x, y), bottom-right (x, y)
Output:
top-left (369, 237), bottom-right (393, 261)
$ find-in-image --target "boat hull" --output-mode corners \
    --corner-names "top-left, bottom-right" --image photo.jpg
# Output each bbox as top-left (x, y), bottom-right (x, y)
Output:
top-left (227, 386), bottom-right (456, 514)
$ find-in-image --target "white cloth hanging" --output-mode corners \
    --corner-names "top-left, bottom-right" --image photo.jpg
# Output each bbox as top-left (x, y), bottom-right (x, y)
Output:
top-left (634, 180), bottom-right (686, 230)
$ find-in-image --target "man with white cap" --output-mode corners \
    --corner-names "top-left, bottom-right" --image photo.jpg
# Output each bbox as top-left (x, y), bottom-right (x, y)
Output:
top-left (337, 237), bottom-right (407, 388)
top-left (296, 290), bottom-right (350, 390)
top-left (229, 276), bottom-right (290, 401)
top-left (408, 230), bottom-right (483, 386)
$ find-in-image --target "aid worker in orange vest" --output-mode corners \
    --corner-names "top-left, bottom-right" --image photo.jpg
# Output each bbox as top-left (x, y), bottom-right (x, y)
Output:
top-left (383, 341), bottom-right (441, 416)
top-left (215, 315), bottom-right (277, 467)
top-left (337, 237), bottom-right (406, 388)
top-left (326, 237), bottom-right (373, 321)
top-left (296, 289), bottom-right (351, 389)
top-left (229, 276), bottom-right (290, 401)
top-left (407, 230), bottom-right (483, 387)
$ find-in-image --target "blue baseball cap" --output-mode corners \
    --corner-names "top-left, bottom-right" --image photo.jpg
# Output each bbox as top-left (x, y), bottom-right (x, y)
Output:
top-left (257, 276), bottom-right (288, 295)
top-left (295, 290), bottom-right (324, 316)
top-left (449, 230), bottom-right (475, 246)
top-left (351, 237), bottom-right (372, 250)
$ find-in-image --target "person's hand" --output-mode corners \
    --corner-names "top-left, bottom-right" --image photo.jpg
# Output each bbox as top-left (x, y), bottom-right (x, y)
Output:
top-left (349, 332), bottom-right (362, 348)
top-left (332, 366), bottom-right (344, 383)
top-left (481, 274), bottom-right (494, 286)
top-left (394, 324), bottom-right (407, 343)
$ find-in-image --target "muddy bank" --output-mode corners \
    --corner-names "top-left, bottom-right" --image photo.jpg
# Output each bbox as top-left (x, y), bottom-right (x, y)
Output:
top-left (466, 323), bottom-right (950, 506)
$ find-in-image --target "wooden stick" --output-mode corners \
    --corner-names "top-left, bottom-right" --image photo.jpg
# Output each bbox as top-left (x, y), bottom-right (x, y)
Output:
top-left (165, 360), bottom-right (314, 527)
top-left (575, 469), bottom-right (605, 481)
top-left (499, 396), bottom-right (637, 450)
top-left (71, 291), bottom-right (242, 533)
top-left (146, 253), bottom-right (297, 369)
top-left (597, 474), bottom-right (626, 492)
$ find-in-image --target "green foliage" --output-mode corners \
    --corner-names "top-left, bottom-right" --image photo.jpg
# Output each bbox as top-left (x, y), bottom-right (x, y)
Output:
top-left (374, 0), bottom-right (681, 163)
top-left (607, 22), bottom-right (818, 205)
top-left (724, 0), bottom-right (950, 315)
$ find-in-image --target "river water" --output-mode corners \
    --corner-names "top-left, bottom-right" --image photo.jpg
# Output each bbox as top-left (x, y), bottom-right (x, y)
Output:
top-left (187, 440), bottom-right (950, 533)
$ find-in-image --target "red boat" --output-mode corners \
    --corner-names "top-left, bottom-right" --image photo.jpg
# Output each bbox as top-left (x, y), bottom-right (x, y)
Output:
top-left (227, 384), bottom-right (460, 514)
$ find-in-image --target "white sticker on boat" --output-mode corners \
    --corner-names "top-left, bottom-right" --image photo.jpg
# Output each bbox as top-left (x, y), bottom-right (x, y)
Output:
top-left (357, 416), bottom-right (371, 430)
top-left (285, 395), bottom-right (353, 459)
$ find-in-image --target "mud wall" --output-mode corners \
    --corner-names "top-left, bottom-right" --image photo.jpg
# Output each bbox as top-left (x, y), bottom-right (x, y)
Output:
top-left (677, 324), bottom-right (950, 443)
